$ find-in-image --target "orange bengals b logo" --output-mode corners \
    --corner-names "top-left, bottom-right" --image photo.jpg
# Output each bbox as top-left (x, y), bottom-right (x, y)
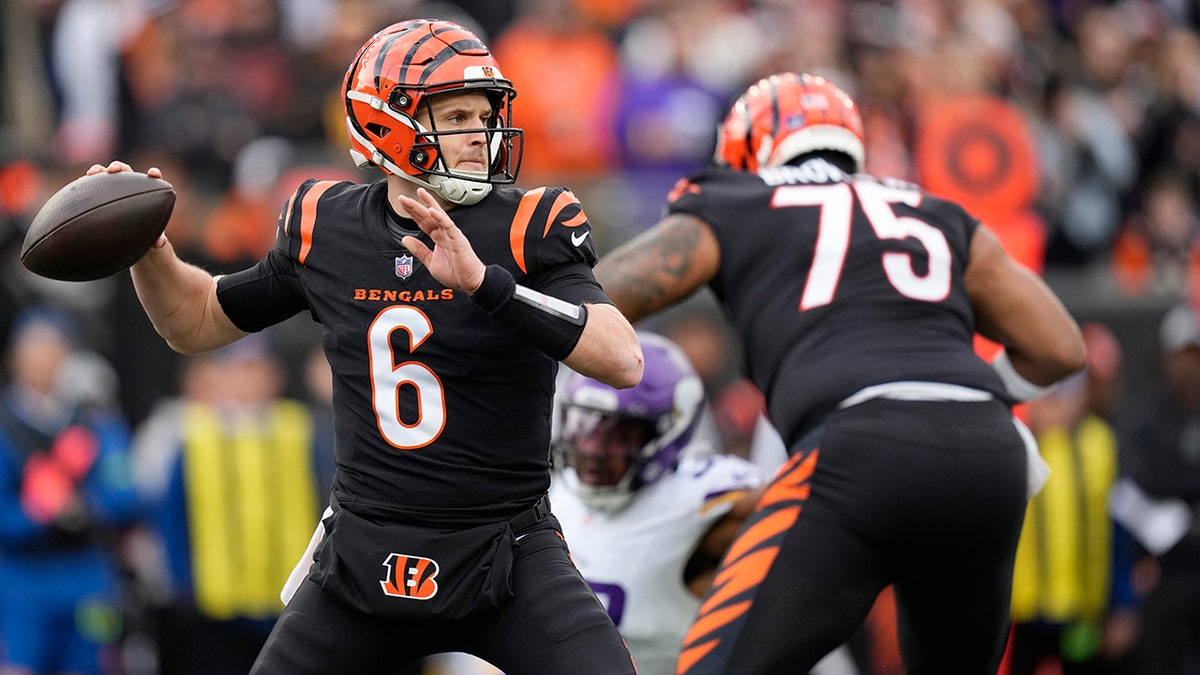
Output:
top-left (379, 553), bottom-right (440, 600)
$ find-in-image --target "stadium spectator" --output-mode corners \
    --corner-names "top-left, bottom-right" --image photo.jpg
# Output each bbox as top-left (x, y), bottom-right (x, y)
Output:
top-left (1111, 169), bottom-right (1200, 298)
top-left (1036, 5), bottom-right (1140, 267)
top-left (491, 0), bottom-right (620, 181)
top-left (1009, 322), bottom-right (1138, 675)
top-left (1132, 25), bottom-right (1200, 206)
top-left (1115, 302), bottom-right (1200, 674)
top-left (129, 333), bottom-right (323, 674)
top-left (0, 305), bottom-right (141, 675)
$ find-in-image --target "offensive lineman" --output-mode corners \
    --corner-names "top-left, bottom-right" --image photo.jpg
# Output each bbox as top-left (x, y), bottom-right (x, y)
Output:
top-left (595, 72), bottom-right (1086, 674)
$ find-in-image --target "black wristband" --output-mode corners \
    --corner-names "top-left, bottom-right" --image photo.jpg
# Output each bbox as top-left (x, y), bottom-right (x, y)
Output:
top-left (469, 265), bottom-right (517, 313)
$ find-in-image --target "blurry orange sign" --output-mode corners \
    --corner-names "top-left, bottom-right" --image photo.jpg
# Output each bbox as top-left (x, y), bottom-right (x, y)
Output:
top-left (916, 96), bottom-right (1038, 221)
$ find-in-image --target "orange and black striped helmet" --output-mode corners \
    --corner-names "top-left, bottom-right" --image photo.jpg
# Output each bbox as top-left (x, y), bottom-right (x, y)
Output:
top-left (343, 19), bottom-right (523, 204)
top-left (715, 72), bottom-right (864, 172)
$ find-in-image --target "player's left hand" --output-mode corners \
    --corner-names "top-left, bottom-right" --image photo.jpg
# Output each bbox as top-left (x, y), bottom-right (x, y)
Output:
top-left (398, 188), bottom-right (487, 293)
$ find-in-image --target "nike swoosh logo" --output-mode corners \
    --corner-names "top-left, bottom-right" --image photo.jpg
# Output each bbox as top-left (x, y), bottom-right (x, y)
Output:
top-left (570, 230), bottom-right (590, 247)
top-left (515, 533), bottom-right (530, 542)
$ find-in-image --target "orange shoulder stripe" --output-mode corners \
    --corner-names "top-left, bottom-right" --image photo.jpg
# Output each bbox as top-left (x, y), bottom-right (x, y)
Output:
top-left (544, 190), bottom-right (584, 237)
top-left (509, 187), bottom-right (546, 274)
top-left (297, 181), bottom-right (336, 265)
top-left (561, 210), bottom-right (587, 229)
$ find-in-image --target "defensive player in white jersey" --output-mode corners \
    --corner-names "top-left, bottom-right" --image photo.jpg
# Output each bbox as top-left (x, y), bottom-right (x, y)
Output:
top-left (550, 333), bottom-right (766, 674)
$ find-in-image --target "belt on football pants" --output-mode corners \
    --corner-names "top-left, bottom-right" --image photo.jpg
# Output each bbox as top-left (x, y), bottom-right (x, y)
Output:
top-left (327, 491), bottom-right (550, 532)
top-left (508, 494), bottom-right (551, 533)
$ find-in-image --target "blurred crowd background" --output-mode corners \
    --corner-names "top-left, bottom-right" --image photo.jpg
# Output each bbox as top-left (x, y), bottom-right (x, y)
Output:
top-left (4, 0), bottom-right (1200, 417)
top-left (2, 0), bottom-right (1200, 673)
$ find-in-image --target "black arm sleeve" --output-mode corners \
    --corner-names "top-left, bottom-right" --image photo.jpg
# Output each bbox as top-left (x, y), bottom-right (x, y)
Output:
top-left (215, 247), bottom-right (310, 332)
top-left (470, 264), bottom-right (589, 361)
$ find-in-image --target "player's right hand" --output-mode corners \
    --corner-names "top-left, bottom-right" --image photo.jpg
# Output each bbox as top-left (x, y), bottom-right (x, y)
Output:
top-left (397, 188), bottom-right (487, 293)
top-left (85, 161), bottom-right (168, 248)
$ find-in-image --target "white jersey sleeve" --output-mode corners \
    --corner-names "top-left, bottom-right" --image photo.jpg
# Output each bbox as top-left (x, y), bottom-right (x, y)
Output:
top-left (550, 452), bottom-right (765, 675)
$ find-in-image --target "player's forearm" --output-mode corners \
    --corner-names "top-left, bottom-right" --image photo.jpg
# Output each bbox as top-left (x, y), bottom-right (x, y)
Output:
top-left (130, 241), bottom-right (246, 354)
top-left (468, 266), bottom-right (642, 386)
top-left (595, 213), bottom-right (719, 323)
top-left (967, 226), bottom-right (1085, 387)
top-left (595, 236), bottom-right (687, 323)
top-left (562, 303), bottom-right (643, 389)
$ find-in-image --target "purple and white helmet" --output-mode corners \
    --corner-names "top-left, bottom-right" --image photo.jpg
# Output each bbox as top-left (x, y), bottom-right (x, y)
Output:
top-left (557, 332), bottom-right (705, 511)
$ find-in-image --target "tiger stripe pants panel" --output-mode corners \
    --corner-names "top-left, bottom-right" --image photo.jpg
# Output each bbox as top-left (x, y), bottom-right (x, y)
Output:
top-left (678, 398), bottom-right (1028, 675)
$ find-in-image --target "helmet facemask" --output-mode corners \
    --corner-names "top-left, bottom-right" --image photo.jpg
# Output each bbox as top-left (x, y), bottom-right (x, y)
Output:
top-left (402, 85), bottom-right (523, 200)
top-left (555, 333), bottom-right (706, 513)
top-left (557, 408), bottom-right (657, 513)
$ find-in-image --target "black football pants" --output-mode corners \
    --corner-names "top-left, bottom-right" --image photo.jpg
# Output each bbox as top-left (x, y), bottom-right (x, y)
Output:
top-left (249, 514), bottom-right (636, 675)
top-left (678, 398), bottom-right (1028, 675)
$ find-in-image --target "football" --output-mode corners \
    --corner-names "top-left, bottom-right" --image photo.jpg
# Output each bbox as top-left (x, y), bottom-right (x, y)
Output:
top-left (21, 171), bottom-right (176, 282)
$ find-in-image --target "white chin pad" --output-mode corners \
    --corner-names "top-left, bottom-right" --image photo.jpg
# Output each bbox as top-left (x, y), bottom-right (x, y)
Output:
top-left (426, 173), bottom-right (492, 206)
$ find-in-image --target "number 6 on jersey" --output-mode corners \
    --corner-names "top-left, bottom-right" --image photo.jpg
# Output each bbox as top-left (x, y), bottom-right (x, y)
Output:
top-left (369, 306), bottom-right (446, 449)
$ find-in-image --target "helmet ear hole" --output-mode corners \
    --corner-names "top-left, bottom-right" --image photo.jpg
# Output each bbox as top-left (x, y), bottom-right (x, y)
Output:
top-left (365, 122), bottom-right (391, 139)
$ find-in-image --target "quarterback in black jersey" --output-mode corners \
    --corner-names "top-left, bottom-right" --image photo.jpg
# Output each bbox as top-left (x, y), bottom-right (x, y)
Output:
top-left (90, 19), bottom-right (641, 675)
top-left (597, 73), bottom-right (1087, 675)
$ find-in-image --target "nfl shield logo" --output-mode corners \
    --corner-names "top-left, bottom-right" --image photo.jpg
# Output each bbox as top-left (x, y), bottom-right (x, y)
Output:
top-left (395, 255), bottom-right (414, 279)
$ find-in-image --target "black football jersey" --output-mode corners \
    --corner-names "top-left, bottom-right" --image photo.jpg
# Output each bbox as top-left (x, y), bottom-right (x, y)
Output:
top-left (215, 179), bottom-right (611, 519)
top-left (666, 159), bottom-right (1007, 446)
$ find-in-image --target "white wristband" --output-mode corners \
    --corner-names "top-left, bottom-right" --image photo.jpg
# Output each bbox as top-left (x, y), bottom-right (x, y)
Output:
top-left (991, 349), bottom-right (1051, 402)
